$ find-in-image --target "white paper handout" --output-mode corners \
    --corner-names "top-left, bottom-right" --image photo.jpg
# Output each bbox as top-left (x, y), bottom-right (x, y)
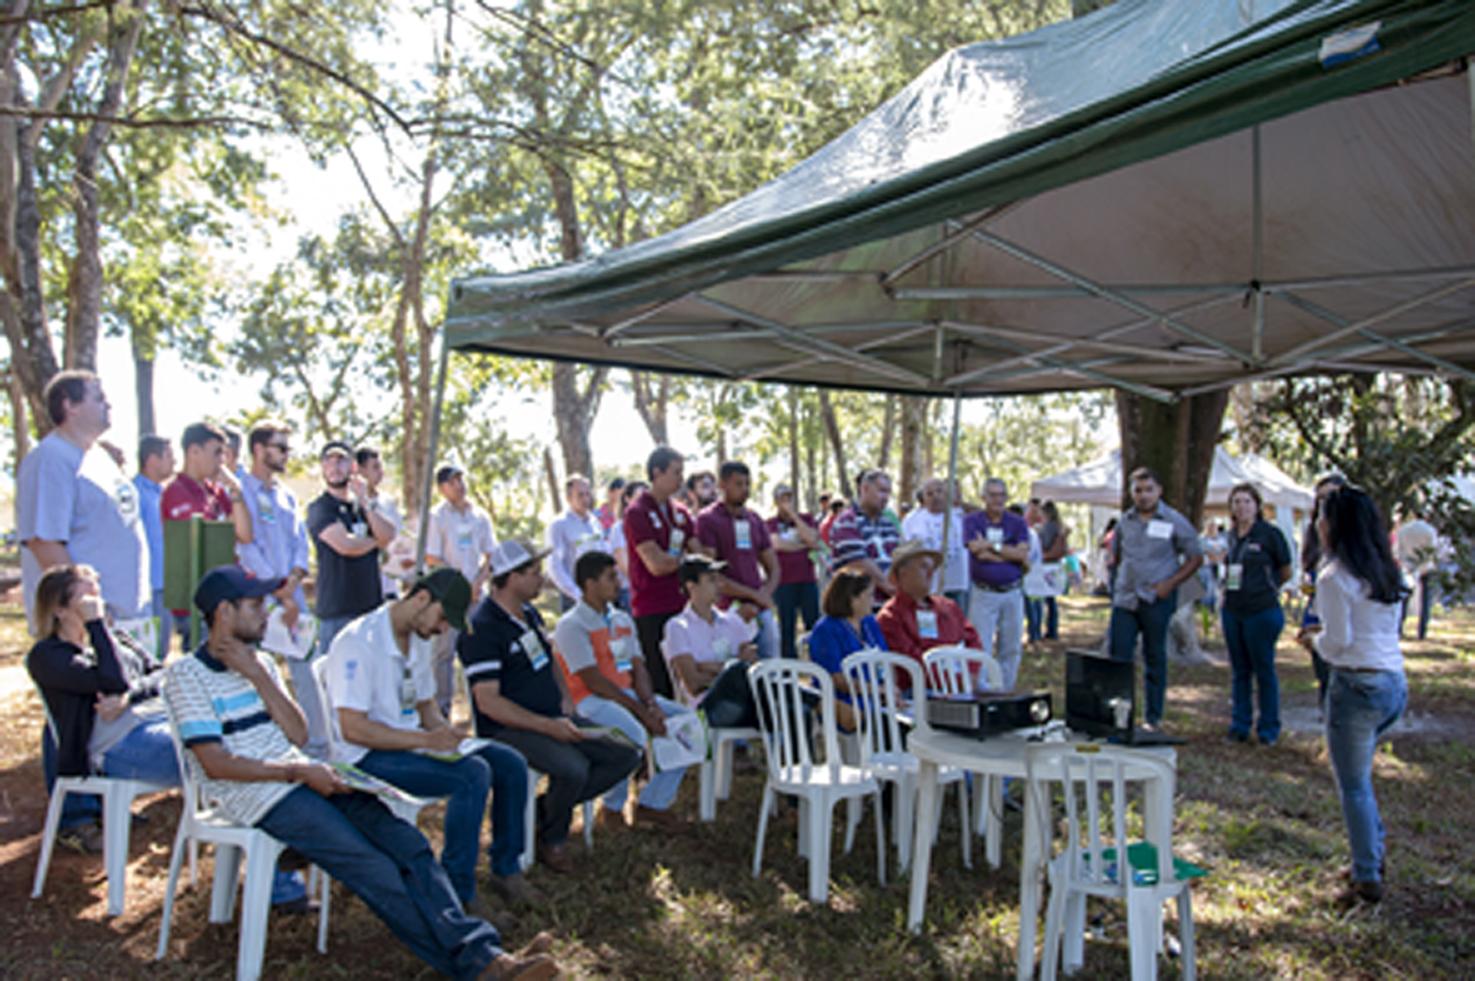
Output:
top-left (651, 711), bottom-right (707, 772)
top-left (261, 605), bottom-right (319, 661)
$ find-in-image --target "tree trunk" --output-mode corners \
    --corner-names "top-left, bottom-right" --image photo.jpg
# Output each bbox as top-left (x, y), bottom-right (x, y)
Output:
top-left (542, 445), bottom-right (561, 517)
top-left (788, 386), bottom-right (801, 502)
top-left (819, 389), bottom-right (853, 500)
top-left (630, 370), bottom-right (670, 445)
top-left (877, 394), bottom-right (896, 468)
top-left (64, 0), bottom-right (145, 372)
top-left (5, 361), bottom-right (28, 469)
top-left (1116, 390), bottom-right (1229, 529)
top-left (898, 396), bottom-right (927, 508)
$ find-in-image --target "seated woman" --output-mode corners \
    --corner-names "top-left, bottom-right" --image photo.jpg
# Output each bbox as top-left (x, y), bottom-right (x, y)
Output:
top-left (26, 565), bottom-right (180, 790)
top-left (807, 568), bottom-right (890, 731)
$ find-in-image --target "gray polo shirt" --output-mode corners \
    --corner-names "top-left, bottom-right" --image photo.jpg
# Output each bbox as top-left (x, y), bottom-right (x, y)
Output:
top-left (1111, 501), bottom-right (1201, 611)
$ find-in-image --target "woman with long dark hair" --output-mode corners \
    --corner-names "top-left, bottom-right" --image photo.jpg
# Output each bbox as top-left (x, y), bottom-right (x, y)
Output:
top-left (1221, 483), bottom-right (1293, 745)
top-left (1296, 473), bottom-right (1347, 705)
top-left (1314, 485), bottom-right (1407, 906)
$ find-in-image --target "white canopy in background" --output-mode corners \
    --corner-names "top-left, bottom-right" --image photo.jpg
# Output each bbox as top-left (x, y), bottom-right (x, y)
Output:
top-left (1030, 447), bottom-right (1311, 515)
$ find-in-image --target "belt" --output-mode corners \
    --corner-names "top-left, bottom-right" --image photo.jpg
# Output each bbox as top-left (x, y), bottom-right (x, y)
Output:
top-left (1335, 665), bottom-right (1386, 675)
top-left (973, 581), bottom-right (1021, 593)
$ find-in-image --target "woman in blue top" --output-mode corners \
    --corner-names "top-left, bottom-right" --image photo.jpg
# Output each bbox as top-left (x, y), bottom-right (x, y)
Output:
top-left (808, 568), bottom-right (887, 731)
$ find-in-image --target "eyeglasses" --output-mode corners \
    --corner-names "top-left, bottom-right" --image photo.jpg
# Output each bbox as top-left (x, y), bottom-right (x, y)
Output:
top-left (268, 443), bottom-right (292, 453)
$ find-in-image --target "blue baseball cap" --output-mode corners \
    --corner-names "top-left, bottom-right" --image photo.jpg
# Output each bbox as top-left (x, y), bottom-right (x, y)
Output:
top-left (194, 565), bottom-right (284, 618)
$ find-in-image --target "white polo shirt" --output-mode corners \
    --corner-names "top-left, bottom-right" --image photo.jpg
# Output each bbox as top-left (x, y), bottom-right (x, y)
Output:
top-left (322, 604), bottom-right (436, 764)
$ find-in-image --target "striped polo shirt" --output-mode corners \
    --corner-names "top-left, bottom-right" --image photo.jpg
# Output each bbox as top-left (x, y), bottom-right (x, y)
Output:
top-left (164, 647), bottom-right (311, 826)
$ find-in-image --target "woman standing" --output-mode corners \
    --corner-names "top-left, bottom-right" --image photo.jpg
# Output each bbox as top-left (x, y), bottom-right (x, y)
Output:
top-left (1314, 485), bottom-right (1407, 906)
top-left (1296, 473), bottom-right (1348, 707)
top-left (1220, 484), bottom-right (1293, 745)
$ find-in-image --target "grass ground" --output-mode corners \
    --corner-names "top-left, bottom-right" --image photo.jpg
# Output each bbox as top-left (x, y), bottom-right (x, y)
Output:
top-left (1, 593), bottom-right (1472, 979)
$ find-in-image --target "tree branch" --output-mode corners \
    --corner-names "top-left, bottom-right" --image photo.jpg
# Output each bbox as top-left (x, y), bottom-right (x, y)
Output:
top-left (0, 104), bottom-right (268, 129)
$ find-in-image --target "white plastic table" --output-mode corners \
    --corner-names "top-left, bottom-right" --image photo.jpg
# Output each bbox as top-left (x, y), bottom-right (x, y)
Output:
top-left (905, 725), bottom-right (1176, 980)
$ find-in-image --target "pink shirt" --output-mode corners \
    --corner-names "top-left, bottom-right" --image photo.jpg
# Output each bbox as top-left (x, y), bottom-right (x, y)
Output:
top-left (624, 490), bottom-right (694, 617)
top-left (661, 602), bottom-right (756, 707)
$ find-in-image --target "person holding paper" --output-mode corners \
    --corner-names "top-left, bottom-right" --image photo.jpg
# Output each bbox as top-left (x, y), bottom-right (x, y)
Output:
top-left (321, 568), bottom-right (536, 910)
top-left (164, 565), bottom-right (558, 980)
top-left (458, 541), bottom-right (642, 875)
top-left (1107, 466), bottom-right (1204, 732)
top-left (553, 550), bottom-right (695, 832)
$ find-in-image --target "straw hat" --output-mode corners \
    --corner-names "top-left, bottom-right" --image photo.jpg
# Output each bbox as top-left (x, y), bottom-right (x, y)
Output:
top-left (888, 538), bottom-right (943, 581)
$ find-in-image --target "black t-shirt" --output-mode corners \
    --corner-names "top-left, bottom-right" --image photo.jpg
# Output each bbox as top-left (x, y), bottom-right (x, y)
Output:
top-left (459, 597), bottom-right (563, 733)
top-left (306, 492), bottom-right (383, 619)
top-left (1222, 519), bottom-right (1292, 616)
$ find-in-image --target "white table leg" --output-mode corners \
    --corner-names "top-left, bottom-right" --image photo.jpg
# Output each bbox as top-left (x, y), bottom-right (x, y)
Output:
top-left (907, 759), bottom-right (941, 933)
top-left (1017, 774), bottom-right (1045, 981)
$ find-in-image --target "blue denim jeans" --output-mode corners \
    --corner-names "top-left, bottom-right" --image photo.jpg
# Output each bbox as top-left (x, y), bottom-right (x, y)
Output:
top-left (100, 719), bottom-right (181, 785)
top-left (576, 692), bottom-right (691, 811)
top-left (257, 786), bottom-right (501, 978)
top-left (1025, 597), bottom-right (1043, 642)
top-left (357, 741), bottom-right (529, 901)
top-left (1109, 593), bottom-right (1176, 726)
top-left (773, 581), bottom-right (819, 660)
top-left (1325, 668), bottom-right (1406, 884)
top-left (1222, 604), bottom-right (1285, 742)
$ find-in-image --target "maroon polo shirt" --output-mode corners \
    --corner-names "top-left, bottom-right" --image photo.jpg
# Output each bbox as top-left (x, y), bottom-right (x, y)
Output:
top-left (624, 489), bottom-right (694, 618)
top-left (765, 513), bottom-right (818, 585)
top-left (696, 502), bottom-right (772, 591)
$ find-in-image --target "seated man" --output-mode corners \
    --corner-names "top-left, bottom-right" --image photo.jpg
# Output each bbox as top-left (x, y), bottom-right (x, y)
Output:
top-left (163, 566), bottom-right (555, 980)
top-left (876, 539), bottom-right (981, 687)
top-left (663, 555), bottom-right (761, 729)
top-left (322, 568), bottom-right (537, 909)
top-left (458, 541), bottom-right (642, 874)
top-left (553, 551), bottom-right (694, 831)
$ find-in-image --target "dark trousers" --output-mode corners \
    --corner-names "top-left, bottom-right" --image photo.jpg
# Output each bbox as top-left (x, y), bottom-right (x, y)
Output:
top-left (1108, 593), bottom-right (1176, 726)
top-left (257, 787), bottom-right (500, 979)
top-left (1222, 604), bottom-right (1284, 742)
top-left (635, 610), bottom-right (679, 698)
top-left (486, 723), bottom-right (642, 846)
top-left (773, 581), bottom-right (820, 660)
top-left (42, 731), bottom-right (100, 828)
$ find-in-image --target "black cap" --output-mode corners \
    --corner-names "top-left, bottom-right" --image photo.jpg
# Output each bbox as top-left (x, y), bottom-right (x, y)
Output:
top-left (413, 567), bottom-right (472, 633)
top-left (194, 565), bottom-right (285, 618)
top-left (320, 440), bottom-right (353, 460)
top-left (435, 464), bottom-right (464, 485)
top-left (678, 553), bottom-right (727, 586)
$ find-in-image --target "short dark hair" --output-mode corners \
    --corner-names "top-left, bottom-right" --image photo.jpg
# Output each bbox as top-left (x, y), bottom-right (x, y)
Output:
top-left (138, 435), bottom-right (170, 468)
top-left (821, 568), bottom-right (873, 618)
top-left (1129, 466), bottom-right (1162, 487)
top-left (857, 468), bottom-right (888, 488)
top-left (1228, 482), bottom-right (1263, 512)
top-left (248, 420), bottom-right (291, 453)
top-left (320, 439), bottom-right (353, 460)
top-left (182, 421), bottom-right (226, 452)
top-left (574, 550), bottom-right (617, 589)
top-left (606, 476), bottom-right (626, 492)
top-left (646, 446), bottom-right (682, 480)
top-left (435, 464), bottom-right (463, 485)
top-left (223, 427), bottom-right (241, 452)
top-left (355, 446), bottom-right (380, 467)
top-left (621, 481), bottom-right (647, 506)
top-left (685, 470), bottom-right (713, 491)
top-left (718, 461), bottom-right (749, 481)
top-left (829, 499), bottom-right (845, 514)
top-left (44, 370), bottom-right (95, 427)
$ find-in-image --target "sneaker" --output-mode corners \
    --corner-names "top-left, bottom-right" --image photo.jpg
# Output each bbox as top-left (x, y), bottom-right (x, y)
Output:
top-left (1337, 880), bottom-right (1384, 908)
top-left (478, 952), bottom-right (558, 980)
top-left (57, 822), bottom-right (104, 855)
top-left (488, 872), bottom-right (544, 908)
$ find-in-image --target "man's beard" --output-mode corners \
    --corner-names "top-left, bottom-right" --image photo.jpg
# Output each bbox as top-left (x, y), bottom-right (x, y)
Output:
top-left (327, 476), bottom-right (349, 489)
top-left (237, 624), bottom-right (267, 644)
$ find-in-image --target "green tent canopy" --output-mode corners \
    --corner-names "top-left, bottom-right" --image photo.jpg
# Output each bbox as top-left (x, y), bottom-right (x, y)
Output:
top-left (444, 0), bottom-right (1475, 402)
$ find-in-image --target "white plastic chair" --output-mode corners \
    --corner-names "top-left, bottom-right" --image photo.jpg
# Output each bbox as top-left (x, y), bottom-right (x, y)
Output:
top-left (840, 651), bottom-right (972, 872)
top-left (155, 692), bottom-right (331, 981)
top-left (923, 645), bottom-right (1009, 864)
top-left (457, 670), bottom-right (592, 870)
top-left (1026, 742), bottom-right (1203, 981)
top-left (29, 682), bottom-right (175, 917)
top-left (747, 659), bottom-right (886, 903)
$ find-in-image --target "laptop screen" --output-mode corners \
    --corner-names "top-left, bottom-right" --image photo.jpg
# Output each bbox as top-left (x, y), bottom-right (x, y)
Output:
top-left (1064, 648), bottom-right (1135, 738)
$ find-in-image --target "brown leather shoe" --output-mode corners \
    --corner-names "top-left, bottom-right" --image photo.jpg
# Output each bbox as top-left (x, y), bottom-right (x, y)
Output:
top-left (516, 931), bottom-right (556, 958)
top-left (488, 872), bottom-right (544, 908)
top-left (632, 805), bottom-right (684, 831)
top-left (536, 842), bottom-right (574, 875)
top-left (596, 807), bottom-right (628, 832)
top-left (478, 952), bottom-right (558, 980)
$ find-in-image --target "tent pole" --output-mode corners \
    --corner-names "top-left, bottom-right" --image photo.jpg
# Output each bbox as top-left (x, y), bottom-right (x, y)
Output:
top-left (1252, 124), bottom-right (1265, 362)
top-left (939, 390), bottom-right (963, 594)
top-left (414, 339), bottom-right (452, 575)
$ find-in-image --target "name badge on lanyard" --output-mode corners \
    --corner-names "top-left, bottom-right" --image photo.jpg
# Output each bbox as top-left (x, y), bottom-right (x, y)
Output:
top-left (734, 520), bottom-right (752, 551)
top-left (916, 609), bottom-right (939, 640)
top-left (986, 527), bottom-right (1004, 546)
top-left (668, 527), bottom-right (686, 558)
top-left (522, 629), bottom-right (549, 672)
top-left (612, 633), bottom-right (635, 673)
top-left (399, 667), bottom-right (418, 719)
top-left (1226, 563), bottom-right (1244, 591)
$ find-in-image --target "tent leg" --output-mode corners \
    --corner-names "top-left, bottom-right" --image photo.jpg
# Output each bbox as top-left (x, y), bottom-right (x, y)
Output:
top-left (413, 341), bottom-right (452, 574)
top-left (1251, 124), bottom-right (1264, 362)
top-left (938, 391), bottom-right (963, 593)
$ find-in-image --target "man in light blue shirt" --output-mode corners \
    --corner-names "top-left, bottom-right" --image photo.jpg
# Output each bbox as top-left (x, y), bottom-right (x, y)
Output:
top-left (133, 435), bottom-right (175, 657)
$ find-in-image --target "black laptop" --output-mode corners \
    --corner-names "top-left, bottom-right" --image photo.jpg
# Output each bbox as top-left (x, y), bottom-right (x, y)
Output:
top-left (1064, 648), bottom-right (1184, 746)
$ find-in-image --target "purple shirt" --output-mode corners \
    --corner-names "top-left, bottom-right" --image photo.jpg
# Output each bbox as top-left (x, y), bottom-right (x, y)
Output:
top-left (963, 509), bottom-right (1029, 587)
top-left (696, 502), bottom-right (773, 590)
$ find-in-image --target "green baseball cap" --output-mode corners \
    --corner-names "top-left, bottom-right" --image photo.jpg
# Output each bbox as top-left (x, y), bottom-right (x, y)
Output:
top-left (415, 567), bottom-right (473, 633)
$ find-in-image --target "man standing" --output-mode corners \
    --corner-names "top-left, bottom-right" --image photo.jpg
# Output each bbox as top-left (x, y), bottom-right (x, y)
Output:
top-left (134, 435), bottom-right (175, 657)
top-left (307, 441), bottom-right (394, 656)
top-left (554, 551), bottom-right (693, 830)
top-left (877, 540), bottom-right (980, 684)
top-left (164, 566), bottom-right (556, 979)
top-left (901, 477), bottom-right (970, 609)
top-left (595, 477), bottom-right (625, 533)
top-left (1394, 507), bottom-right (1438, 640)
top-left (222, 426), bottom-right (246, 482)
top-left (458, 542), bottom-right (642, 873)
top-left (547, 474), bottom-right (607, 613)
top-left (427, 464), bottom-right (497, 715)
top-left (962, 478), bottom-right (1030, 690)
top-left (322, 568), bottom-right (536, 909)
top-left (357, 446), bottom-right (414, 600)
top-left (1109, 466), bottom-right (1204, 731)
top-left (696, 461), bottom-right (781, 660)
top-left (682, 471), bottom-right (717, 513)
top-left (765, 484), bottom-right (821, 660)
top-left (625, 446), bottom-right (697, 698)
top-left (828, 469), bottom-right (901, 597)
top-left (237, 421), bottom-right (326, 760)
top-left (164, 422), bottom-right (254, 644)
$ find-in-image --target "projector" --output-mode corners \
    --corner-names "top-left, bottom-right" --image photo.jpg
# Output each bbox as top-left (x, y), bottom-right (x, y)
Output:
top-left (926, 690), bottom-right (1052, 738)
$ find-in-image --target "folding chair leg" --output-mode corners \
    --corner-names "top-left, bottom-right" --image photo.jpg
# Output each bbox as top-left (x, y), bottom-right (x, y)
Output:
top-left (1041, 876), bottom-right (1067, 981)
top-left (895, 777), bottom-right (914, 874)
top-left (842, 796), bottom-right (860, 854)
top-left (30, 784), bottom-right (69, 900)
top-left (582, 801), bottom-right (595, 851)
top-left (698, 758), bottom-right (717, 822)
top-left (872, 791), bottom-right (887, 887)
top-left (797, 797), bottom-right (811, 859)
top-left (316, 866), bottom-right (332, 954)
top-left (210, 844), bottom-right (242, 923)
top-left (1063, 890), bottom-right (1087, 972)
top-left (1125, 890), bottom-right (1159, 981)
top-left (101, 786), bottom-right (134, 916)
top-left (520, 770), bottom-right (538, 872)
top-left (237, 844), bottom-right (279, 981)
top-left (716, 738), bottom-right (736, 800)
top-left (752, 784), bottom-right (773, 878)
top-left (807, 795), bottom-right (833, 903)
top-left (155, 823), bottom-right (190, 960)
top-left (1177, 888), bottom-right (1196, 981)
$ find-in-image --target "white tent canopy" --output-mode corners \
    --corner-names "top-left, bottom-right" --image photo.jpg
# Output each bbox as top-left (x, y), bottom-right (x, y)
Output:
top-left (1031, 448), bottom-right (1312, 514)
